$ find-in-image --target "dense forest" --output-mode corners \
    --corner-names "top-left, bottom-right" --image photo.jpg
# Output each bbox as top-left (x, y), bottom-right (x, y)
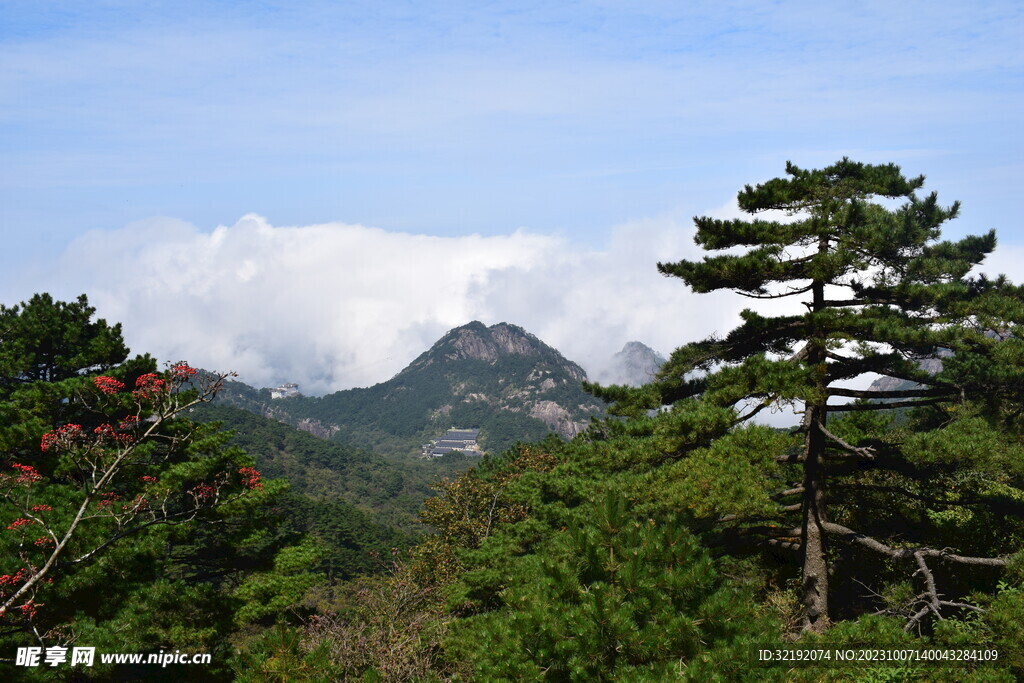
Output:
top-left (2, 159), bottom-right (1023, 680)
top-left (190, 403), bottom-right (475, 532)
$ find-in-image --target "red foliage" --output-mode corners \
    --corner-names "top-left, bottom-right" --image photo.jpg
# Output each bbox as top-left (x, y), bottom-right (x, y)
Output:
top-left (39, 424), bottom-right (84, 453)
top-left (17, 600), bottom-right (40, 619)
top-left (238, 467), bottom-right (263, 490)
top-left (191, 483), bottom-right (218, 501)
top-left (133, 373), bottom-right (166, 399)
top-left (0, 570), bottom-right (28, 589)
top-left (92, 423), bottom-right (134, 446)
top-left (169, 362), bottom-right (198, 380)
top-left (93, 376), bottom-right (125, 395)
top-left (96, 493), bottom-right (120, 510)
top-left (10, 464), bottom-right (42, 484)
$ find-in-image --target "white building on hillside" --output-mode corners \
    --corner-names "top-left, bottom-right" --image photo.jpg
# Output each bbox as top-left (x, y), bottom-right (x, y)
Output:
top-left (270, 383), bottom-right (300, 399)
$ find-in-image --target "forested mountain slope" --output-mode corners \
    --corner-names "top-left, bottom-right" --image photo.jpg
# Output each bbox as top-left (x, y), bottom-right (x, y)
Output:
top-left (190, 403), bottom-right (475, 531)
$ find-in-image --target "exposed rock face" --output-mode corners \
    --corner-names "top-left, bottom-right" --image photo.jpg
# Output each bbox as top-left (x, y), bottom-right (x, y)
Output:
top-left (258, 403), bottom-right (341, 440)
top-left (412, 321), bottom-right (588, 381)
top-left (530, 400), bottom-right (569, 426)
top-left (471, 322), bottom-right (539, 359)
top-left (295, 418), bottom-right (340, 440)
top-left (402, 321), bottom-right (598, 440)
top-left (598, 341), bottom-right (667, 387)
top-left (867, 354), bottom-right (948, 392)
top-left (529, 400), bottom-right (588, 438)
top-left (430, 404), bottom-right (453, 419)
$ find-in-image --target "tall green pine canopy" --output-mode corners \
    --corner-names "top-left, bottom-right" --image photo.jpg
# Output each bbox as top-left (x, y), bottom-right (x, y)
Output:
top-left (599, 159), bottom-right (1023, 633)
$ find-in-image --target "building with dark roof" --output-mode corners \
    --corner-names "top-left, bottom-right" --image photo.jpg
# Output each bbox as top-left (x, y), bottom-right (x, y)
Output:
top-left (423, 427), bottom-right (482, 457)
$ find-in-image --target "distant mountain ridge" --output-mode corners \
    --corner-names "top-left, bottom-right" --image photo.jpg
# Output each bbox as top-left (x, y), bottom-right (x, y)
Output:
top-left (214, 321), bottom-right (605, 456)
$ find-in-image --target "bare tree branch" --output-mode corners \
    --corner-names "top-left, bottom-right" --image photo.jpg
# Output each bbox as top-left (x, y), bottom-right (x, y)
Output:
top-left (818, 423), bottom-right (877, 460)
top-left (821, 522), bottom-right (1008, 567)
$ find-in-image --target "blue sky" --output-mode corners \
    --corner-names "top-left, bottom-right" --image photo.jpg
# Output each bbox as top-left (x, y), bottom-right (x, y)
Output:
top-left (1, 1), bottom-right (1022, 394)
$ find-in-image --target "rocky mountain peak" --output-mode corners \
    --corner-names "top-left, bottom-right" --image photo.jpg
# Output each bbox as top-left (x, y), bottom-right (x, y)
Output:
top-left (445, 322), bottom-right (538, 361)
top-left (411, 321), bottom-right (587, 381)
top-left (619, 341), bottom-right (658, 357)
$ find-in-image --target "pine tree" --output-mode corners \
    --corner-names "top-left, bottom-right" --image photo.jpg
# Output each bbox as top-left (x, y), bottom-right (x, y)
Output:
top-left (447, 492), bottom-right (775, 680)
top-left (598, 159), bottom-right (1023, 633)
top-left (0, 293), bottom-right (128, 386)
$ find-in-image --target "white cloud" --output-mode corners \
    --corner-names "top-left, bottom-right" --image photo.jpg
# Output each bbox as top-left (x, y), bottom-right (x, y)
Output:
top-left (46, 209), bottom-right (1020, 404)
top-left (38, 213), bottom-right (772, 395)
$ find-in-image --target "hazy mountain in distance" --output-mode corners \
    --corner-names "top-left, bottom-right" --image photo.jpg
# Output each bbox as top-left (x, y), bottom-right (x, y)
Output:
top-left (594, 341), bottom-right (666, 387)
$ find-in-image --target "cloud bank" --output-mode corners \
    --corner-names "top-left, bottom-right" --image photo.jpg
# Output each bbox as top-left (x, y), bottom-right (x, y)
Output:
top-left (35, 213), bottom-right (1024, 400)
top-left (41, 214), bottom-right (739, 394)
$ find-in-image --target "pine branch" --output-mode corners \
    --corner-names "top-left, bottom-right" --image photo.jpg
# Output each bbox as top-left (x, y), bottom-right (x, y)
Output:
top-left (912, 552), bottom-right (942, 623)
top-left (830, 483), bottom-right (997, 509)
top-left (733, 399), bottom-right (772, 425)
top-left (776, 451), bottom-right (875, 464)
top-left (938, 601), bottom-right (984, 613)
top-left (827, 398), bottom-right (946, 412)
top-left (827, 387), bottom-right (950, 400)
top-left (818, 423), bottom-right (877, 460)
top-left (61, 490), bottom-right (251, 567)
top-left (825, 352), bottom-right (953, 388)
top-left (821, 522), bottom-right (1007, 566)
top-left (738, 525), bottom-right (803, 538)
top-left (898, 554), bottom-right (985, 632)
top-left (814, 522), bottom-right (998, 632)
top-left (788, 345), bottom-right (810, 363)
top-left (822, 299), bottom-right (868, 307)
top-left (737, 283), bottom-right (815, 299)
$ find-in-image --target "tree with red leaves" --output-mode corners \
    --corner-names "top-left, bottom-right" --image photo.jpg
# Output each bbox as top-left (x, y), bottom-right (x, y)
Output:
top-left (0, 294), bottom-right (265, 653)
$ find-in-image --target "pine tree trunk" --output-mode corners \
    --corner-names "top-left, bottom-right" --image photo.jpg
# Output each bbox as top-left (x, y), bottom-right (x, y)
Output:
top-left (801, 251), bottom-right (830, 633)
top-left (801, 403), bottom-right (830, 633)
